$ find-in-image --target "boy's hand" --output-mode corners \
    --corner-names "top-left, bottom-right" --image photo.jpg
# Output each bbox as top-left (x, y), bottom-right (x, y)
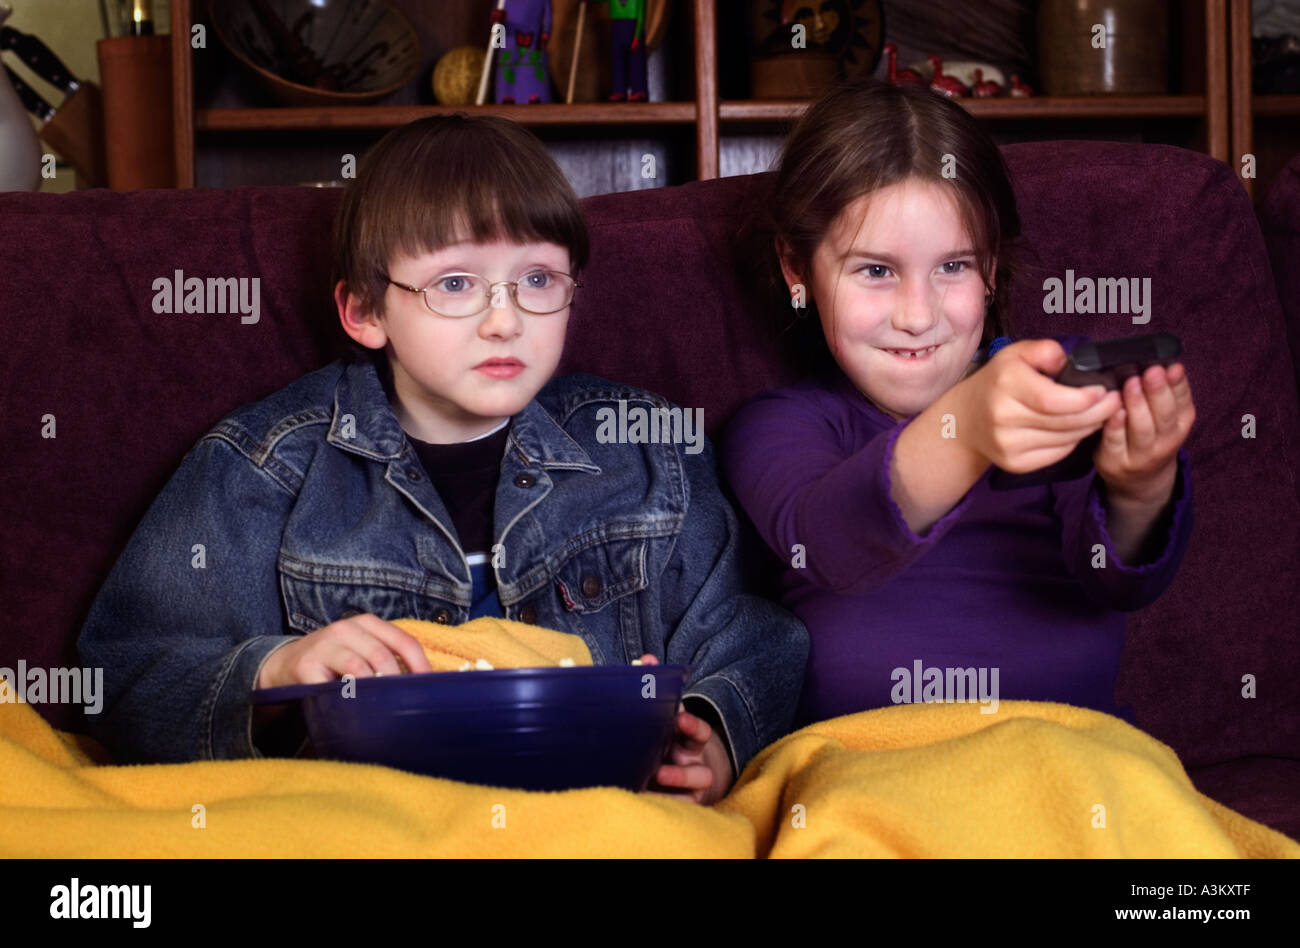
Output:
top-left (256, 613), bottom-right (434, 690)
top-left (636, 654), bottom-right (734, 805)
top-left (1093, 363), bottom-right (1195, 502)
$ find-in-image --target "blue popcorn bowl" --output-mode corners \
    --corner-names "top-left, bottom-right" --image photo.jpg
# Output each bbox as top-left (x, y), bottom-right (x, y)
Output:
top-left (252, 664), bottom-right (688, 792)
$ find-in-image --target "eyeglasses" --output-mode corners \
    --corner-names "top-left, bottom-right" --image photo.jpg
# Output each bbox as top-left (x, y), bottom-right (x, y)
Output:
top-left (385, 269), bottom-right (581, 318)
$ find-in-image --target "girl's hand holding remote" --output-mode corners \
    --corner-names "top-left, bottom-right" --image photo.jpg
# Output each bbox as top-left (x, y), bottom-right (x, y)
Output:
top-left (956, 338), bottom-right (1122, 475)
top-left (1089, 362), bottom-right (1195, 563)
top-left (1092, 363), bottom-right (1195, 503)
top-left (890, 339), bottom-right (1118, 537)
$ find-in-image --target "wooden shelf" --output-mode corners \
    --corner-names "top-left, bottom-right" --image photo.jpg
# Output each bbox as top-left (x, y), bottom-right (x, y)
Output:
top-left (196, 103), bottom-right (700, 132)
top-left (1253, 95), bottom-right (1300, 117)
top-left (170, 0), bottom-right (1253, 190)
top-left (719, 95), bottom-right (1207, 123)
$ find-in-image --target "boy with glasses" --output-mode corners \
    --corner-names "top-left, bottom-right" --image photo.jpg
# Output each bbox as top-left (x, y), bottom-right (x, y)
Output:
top-left (78, 114), bottom-right (807, 805)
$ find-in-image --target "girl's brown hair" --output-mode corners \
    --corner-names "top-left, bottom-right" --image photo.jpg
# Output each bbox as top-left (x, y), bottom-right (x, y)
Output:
top-left (331, 114), bottom-right (589, 362)
top-left (741, 76), bottom-right (1022, 372)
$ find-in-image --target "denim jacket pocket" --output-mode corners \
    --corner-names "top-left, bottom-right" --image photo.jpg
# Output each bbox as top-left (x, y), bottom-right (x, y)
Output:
top-left (279, 561), bottom-right (426, 633)
top-left (552, 535), bottom-right (649, 614)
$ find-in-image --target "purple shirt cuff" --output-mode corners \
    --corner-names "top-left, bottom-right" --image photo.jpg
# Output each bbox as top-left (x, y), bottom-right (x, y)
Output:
top-left (1055, 446), bottom-right (1193, 610)
top-left (880, 418), bottom-right (979, 545)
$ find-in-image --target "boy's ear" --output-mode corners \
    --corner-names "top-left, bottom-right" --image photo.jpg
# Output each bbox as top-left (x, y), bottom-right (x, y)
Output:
top-left (335, 280), bottom-right (387, 350)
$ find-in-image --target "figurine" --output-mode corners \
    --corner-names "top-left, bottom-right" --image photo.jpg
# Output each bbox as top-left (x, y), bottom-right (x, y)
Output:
top-left (1009, 73), bottom-right (1034, 97)
top-left (927, 55), bottom-right (968, 98)
top-left (971, 68), bottom-right (1002, 98)
top-left (591, 0), bottom-right (648, 101)
top-left (883, 41), bottom-right (926, 87)
top-left (491, 0), bottom-right (553, 103)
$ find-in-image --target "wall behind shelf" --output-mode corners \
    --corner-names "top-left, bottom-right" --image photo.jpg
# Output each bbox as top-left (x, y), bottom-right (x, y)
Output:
top-left (196, 125), bottom-right (695, 196)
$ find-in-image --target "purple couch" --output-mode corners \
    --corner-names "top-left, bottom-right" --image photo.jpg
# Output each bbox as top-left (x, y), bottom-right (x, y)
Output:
top-left (1263, 150), bottom-right (1300, 399)
top-left (2, 141), bottom-right (1297, 842)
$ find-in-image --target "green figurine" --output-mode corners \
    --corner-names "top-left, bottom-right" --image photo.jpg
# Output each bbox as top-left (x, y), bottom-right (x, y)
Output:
top-left (596, 0), bottom-right (648, 101)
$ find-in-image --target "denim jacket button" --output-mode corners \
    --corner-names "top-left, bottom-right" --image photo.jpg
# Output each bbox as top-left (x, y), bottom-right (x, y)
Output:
top-left (433, 608), bottom-right (452, 624)
top-left (518, 605), bottom-right (538, 624)
top-left (409, 469), bottom-right (422, 482)
top-left (581, 574), bottom-right (602, 598)
top-left (514, 473), bottom-right (536, 489)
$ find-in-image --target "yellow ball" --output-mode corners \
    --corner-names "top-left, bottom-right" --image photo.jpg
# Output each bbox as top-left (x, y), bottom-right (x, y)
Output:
top-left (432, 45), bottom-right (484, 105)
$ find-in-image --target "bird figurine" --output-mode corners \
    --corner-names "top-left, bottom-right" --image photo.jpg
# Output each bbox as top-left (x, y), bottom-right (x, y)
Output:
top-left (883, 41), bottom-right (926, 87)
top-left (928, 55), bottom-right (969, 98)
top-left (1009, 73), bottom-right (1034, 97)
top-left (971, 68), bottom-right (1002, 98)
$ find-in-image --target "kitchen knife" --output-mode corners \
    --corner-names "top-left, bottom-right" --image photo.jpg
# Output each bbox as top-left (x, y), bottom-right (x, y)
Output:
top-left (0, 25), bottom-right (81, 94)
top-left (5, 63), bottom-right (54, 120)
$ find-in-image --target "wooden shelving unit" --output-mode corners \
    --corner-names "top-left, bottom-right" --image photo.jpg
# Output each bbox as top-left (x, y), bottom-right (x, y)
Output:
top-left (194, 103), bottom-right (699, 131)
top-left (719, 95), bottom-right (1210, 122)
top-left (170, 0), bottom-right (1273, 193)
top-left (1227, 0), bottom-right (1300, 202)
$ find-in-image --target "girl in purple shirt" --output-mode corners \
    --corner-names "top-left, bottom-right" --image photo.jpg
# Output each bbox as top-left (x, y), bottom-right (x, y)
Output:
top-left (723, 78), bottom-right (1196, 728)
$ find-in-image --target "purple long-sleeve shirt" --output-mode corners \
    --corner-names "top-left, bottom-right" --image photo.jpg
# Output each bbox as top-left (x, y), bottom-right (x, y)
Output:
top-left (722, 342), bottom-right (1193, 728)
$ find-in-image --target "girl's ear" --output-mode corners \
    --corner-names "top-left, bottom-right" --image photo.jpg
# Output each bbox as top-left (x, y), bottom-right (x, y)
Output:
top-left (335, 280), bottom-right (387, 350)
top-left (775, 238), bottom-right (805, 293)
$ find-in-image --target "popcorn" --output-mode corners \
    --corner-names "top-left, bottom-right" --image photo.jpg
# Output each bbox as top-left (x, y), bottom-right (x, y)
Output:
top-left (454, 657), bottom-right (573, 670)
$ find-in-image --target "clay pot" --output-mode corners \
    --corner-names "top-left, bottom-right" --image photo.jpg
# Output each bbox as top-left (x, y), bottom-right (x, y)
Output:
top-left (1038, 0), bottom-right (1168, 95)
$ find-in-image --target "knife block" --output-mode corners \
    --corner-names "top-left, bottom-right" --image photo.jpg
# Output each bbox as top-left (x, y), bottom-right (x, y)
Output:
top-left (39, 81), bottom-right (107, 189)
top-left (96, 34), bottom-right (175, 190)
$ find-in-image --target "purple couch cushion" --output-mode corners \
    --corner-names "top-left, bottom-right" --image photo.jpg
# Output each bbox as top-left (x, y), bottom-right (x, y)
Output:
top-left (995, 144), bottom-right (1300, 773)
top-left (0, 186), bottom-right (340, 732)
top-left (0, 144), bottom-right (1296, 841)
top-left (1188, 757), bottom-right (1300, 843)
top-left (1261, 150), bottom-right (1300, 396)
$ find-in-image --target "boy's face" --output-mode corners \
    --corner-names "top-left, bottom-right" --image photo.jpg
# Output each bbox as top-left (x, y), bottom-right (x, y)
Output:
top-left (781, 179), bottom-right (989, 422)
top-left (338, 236), bottom-right (571, 443)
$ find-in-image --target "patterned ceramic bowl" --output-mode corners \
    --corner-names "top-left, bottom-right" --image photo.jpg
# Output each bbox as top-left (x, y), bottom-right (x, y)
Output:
top-left (211, 0), bottom-right (422, 106)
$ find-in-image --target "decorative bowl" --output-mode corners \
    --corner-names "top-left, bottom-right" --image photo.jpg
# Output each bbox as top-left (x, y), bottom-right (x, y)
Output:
top-left (211, 0), bottom-right (422, 107)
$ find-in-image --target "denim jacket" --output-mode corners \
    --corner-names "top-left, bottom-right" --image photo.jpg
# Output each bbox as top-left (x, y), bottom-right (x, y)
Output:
top-left (78, 358), bottom-right (809, 776)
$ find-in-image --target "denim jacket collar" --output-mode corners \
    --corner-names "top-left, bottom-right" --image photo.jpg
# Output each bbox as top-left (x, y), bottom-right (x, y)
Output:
top-left (326, 357), bottom-right (600, 474)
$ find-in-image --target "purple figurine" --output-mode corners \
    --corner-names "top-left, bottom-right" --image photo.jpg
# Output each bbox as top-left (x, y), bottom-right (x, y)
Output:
top-left (492, 0), bottom-right (553, 104)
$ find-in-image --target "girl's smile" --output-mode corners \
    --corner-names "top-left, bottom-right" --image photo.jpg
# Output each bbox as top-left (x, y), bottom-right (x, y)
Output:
top-left (879, 343), bottom-right (943, 360)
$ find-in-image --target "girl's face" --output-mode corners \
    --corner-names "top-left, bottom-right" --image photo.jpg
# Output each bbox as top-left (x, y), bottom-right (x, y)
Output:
top-left (783, 178), bottom-right (991, 422)
top-left (338, 236), bottom-right (571, 443)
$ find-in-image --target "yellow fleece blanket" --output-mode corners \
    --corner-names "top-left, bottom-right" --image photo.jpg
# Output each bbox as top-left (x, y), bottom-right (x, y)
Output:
top-left (1, 618), bottom-right (1295, 857)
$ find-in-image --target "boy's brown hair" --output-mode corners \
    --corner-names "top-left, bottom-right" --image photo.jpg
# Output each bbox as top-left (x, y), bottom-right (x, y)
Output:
top-left (330, 114), bottom-right (590, 362)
